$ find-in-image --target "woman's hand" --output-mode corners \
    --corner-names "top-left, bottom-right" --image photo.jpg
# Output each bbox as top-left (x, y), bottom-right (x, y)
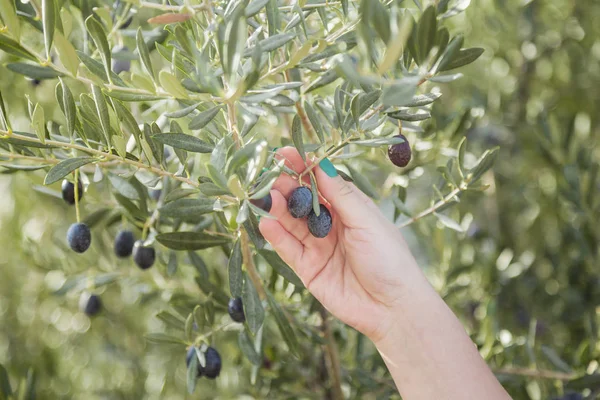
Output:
top-left (258, 147), bottom-right (428, 342)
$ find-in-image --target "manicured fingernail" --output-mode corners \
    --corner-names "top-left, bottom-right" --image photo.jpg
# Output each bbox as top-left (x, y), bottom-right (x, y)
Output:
top-left (272, 147), bottom-right (280, 152)
top-left (259, 167), bottom-right (269, 177)
top-left (319, 158), bottom-right (338, 177)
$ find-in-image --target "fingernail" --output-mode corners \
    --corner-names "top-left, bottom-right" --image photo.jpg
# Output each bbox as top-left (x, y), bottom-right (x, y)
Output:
top-left (319, 158), bottom-right (338, 177)
top-left (272, 146), bottom-right (280, 152)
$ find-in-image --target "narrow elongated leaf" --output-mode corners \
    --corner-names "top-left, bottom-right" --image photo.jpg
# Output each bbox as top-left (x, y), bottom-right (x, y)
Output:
top-left (85, 16), bottom-right (112, 83)
top-left (246, 0), bottom-right (269, 17)
top-left (104, 90), bottom-right (163, 102)
top-left (291, 115), bottom-right (305, 161)
top-left (259, 250), bottom-right (303, 287)
top-left (92, 85), bottom-right (111, 146)
top-left (6, 63), bottom-right (63, 79)
top-left (386, 110), bottom-right (431, 121)
top-left (144, 333), bottom-right (186, 345)
top-left (243, 273), bottom-right (264, 335)
top-left (186, 349), bottom-right (198, 394)
top-left (77, 51), bottom-right (125, 86)
top-left (305, 102), bottom-right (324, 143)
top-left (381, 77), bottom-right (420, 107)
top-left (223, 4), bottom-right (246, 80)
top-left (228, 239), bottom-right (243, 297)
top-left (44, 157), bottom-right (95, 185)
top-left (436, 34), bottom-right (463, 72)
top-left (164, 188), bottom-right (199, 203)
top-left (353, 136), bottom-right (405, 147)
top-left (31, 103), bottom-right (45, 143)
top-left (438, 47), bottom-right (484, 71)
top-left (152, 133), bottom-right (213, 153)
top-left (136, 27), bottom-right (155, 81)
top-left (0, 34), bottom-right (36, 61)
top-left (310, 173), bottom-right (320, 216)
top-left (0, 91), bottom-right (10, 130)
top-left (266, 291), bottom-right (299, 357)
top-left (156, 232), bottom-right (231, 250)
top-left (159, 198), bottom-right (214, 218)
top-left (159, 70), bottom-right (188, 99)
top-left (238, 330), bottom-right (262, 365)
top-left (404, 92), bottom-right (442, 107)
top-left (107, 174), bottom-right (139, 199)
top-left (434, 212), bottom-right (463, 232)
top-left (58, 78), bottom-right (76, 137)
top-left (1, 131), bottom-right (55, 148)
top-left (0, 0), bottom-right (20, 40)
top-left (165, 102), bottom-right (201, 118)
top-left (54, 31), bottom-right (79, 76)
top-left (112, 100), bottom-right (142, 142)
top-left (346, 164), bottom-right (379, 199)
top-left (188, 106), bottom-right (222, 130)
top-left (416, 6), bottom-right (437, 65)
top-left (42, 0), bottom-right (55, 59)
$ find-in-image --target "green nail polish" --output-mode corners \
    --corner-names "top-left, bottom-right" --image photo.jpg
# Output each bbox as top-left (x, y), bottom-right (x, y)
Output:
top-left (272, 146), bottom-right (280, 152)
top-left (319, 158), bottom-right (338, 177)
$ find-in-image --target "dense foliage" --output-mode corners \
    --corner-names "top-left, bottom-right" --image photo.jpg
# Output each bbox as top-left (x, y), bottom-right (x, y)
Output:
top-left (0, 0), bottom-right (598, 399)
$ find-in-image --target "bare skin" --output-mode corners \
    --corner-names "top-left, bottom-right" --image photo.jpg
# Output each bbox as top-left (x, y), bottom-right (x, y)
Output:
top-left (259, 147), bottom-right (511, 400)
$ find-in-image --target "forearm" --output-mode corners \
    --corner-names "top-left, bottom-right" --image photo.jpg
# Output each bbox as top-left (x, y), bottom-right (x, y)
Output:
top-left (374, 276), bottom-right (510, 400)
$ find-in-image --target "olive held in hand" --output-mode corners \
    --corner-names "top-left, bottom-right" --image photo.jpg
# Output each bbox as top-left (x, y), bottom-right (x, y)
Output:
top-left (388, 134), bottom-right (412, 167)
top-left (228, 297), bottom-right (245, 323)
top-left (62, 179), bottom-right (83, 205)
top-left (114, 230), bottom-right (135, 258)
top-left (201, 347), bottom-right (222, 379)
top-left (67, 223), bottom-right (92, 253)
top-left (79, 292), bottom-right (102, 316)
top-left (186, 347), bottom-right (203, 378)
top-left (250, 193), bottom-right (272, 213)
top-left (132, 240), bottom-right (156, 270)
top-left (288, 186), bottom-right (313, 218)
top-left (308, 205), bottom-right (333, 238)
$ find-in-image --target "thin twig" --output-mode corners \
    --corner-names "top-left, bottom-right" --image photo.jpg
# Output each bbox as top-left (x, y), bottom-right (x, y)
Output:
top-left (397, 187), bottom-right (463, 228)
top-left (2, 130), bottom-right (200, 188)
top-left (493, 367), bottom-right (578, 381)
top-left (240, 230), bottom-right (267, 300)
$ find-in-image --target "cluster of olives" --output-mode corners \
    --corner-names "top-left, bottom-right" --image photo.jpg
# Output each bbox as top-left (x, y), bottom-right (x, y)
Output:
top-left (287, 186), bottom-right (332, 238)
top-left (62, 178), bottom-right (156, 316)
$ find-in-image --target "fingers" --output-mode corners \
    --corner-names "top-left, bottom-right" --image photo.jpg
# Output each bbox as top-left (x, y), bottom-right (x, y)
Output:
top-left (314, 162), bottom-right (378, 229)
top-left (274, 147), bottom-right (310, 174)
top-left (258, 217), bottom-right (304, 268)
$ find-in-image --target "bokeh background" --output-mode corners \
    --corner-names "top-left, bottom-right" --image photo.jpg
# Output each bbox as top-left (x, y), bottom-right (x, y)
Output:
top-left (0, 0), bottom-right (599, 399)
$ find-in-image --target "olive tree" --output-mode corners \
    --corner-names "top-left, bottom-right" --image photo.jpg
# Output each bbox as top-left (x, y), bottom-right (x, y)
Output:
top-left (0, 0), bottom-right (497, 398)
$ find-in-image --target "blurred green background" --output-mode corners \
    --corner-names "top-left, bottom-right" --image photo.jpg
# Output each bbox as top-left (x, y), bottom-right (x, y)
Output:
top-left (1, 0), bottom-right (599, 399)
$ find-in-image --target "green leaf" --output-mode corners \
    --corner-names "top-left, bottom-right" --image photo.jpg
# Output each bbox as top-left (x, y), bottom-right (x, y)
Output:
top-left (54, 31), bottom-right (79, 76)
top-left (238, 330), bottom-right (262, 365)
top-left (165, 102), bottom-right (201, 118)
top-left (144, 333), bottom-right (187, 345)
top-left (237, 199), bottom-right (250, 224)
top-left (258, 250), bottom-right (304, 287)
top-left (107, 174), bottom-right (139, 200)
top-left (227, 140), bottom-right (268, 176)
top-left (31, 103), bottom-right (45, 144)
top-left (152, 133), bottom-right (213, 153)
top-left (0, 0), bottom-right (20, 40)
top-left (104, 90), bottom-right (163, 102)
top-left (85, 16), bottom-right (112, 84)
top-left (243, 214), bottom-right (265, 249)
top-left (0, 90), bottom-right (10, 130)
top-left (164, 188), bottom-right (199, 203)
top-left (186, 349), bottom-right (198, 394)
top-left (6, 63), bottom-right (63, 79)
top-left (243, 273), bottom-right (264, 335)
top-left (77, 51), bottom-right (125, 86)
top-left (223, 4), bottom-right (246, 81)
top-left (228, 239), bottom-right (243, 297)
top-left (159, 198), bottom-right (215, 218)
top-left (1, 132), bottom-right (55, 148)
top-left (434, 212), bottom-right (463, 232)
top-left (404, 92), bottom-right (442, 107)
top-left (436, 34), bottom-right (463, 72)
top-left (429, 73), bottom-right (463, 83)
top-left (0, 33), bottom-right (36, 61)
top-left (353, 136), bottom-right (405, 147)
top-left (44, 157), bottom-right (95, 185)
top-left (416, 6), bottom-right (437, 65)
top-left (188, 106), bottom-right (222, 130)
top-left (386, 110), bottom-right (431, 121)
top-left (156, 232), bottom-right (231, 251)
top-left (0, 364), bottom-right (12, 398)
top-left (245, 0), bottom-right (269, 17)
top-left (92, 85), bottom-right (111, 146)
top-left (468, 147), bottom-right (498, 183)
top-left (381, 77), bottom-right (420, 107)
top-left (112, 100), bottom-right (142, 143)
top-left (309, 173), bottom-right (320, 216)
top-left (438, 47), bottom-right (484, 71)
top-left (266, 291), bottom-right (299, 357)
top-left (304, 102), bottom-right (325, 143)
top-left (244, 32), bottom-right (295, 56)
top-left (42, 0), bottom-right (56, 59)
top-left (159, 70), bottom-right (188, 99)
top-left (291, 114), bottom-right (305, 161)
top-left (136, 27), bottom-right (155, 81)
top-left (58, 78), bottom-right (76, 137)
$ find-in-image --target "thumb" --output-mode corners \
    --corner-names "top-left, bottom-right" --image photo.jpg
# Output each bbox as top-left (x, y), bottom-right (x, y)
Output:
top-left (314, 158), bottom-right (378, 228)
